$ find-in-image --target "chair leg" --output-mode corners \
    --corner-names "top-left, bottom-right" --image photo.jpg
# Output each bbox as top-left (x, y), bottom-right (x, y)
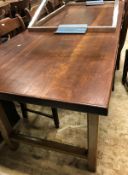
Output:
top-left (20, 103), bottom-right (28, 119)
top-left (52, 108), bottom-right (59, 128)
top-left (116, 48), bottom-right (121, 70)
top-left (20, 103), bottom-right (59, 128)
top-left (112, 68), bottom-right (116, 91)
top-left (122, 50), bottom-right (128, 85)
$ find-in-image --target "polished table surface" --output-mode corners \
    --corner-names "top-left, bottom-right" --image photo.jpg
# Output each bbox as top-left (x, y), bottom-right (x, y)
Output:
top-left (0, 1), bottom-right (124, 172)
top-left (0, 2), bottom-right (123, 114)
top-left (0, 31), bottom-right (117, 114)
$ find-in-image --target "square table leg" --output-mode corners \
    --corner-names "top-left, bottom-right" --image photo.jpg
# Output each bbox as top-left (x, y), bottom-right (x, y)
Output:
top-left (87, 113), bottom-right (99, 172)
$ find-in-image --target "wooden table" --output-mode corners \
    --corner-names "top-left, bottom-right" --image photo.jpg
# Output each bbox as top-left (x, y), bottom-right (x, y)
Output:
top-left (0, 1), bottom-right (124, 172)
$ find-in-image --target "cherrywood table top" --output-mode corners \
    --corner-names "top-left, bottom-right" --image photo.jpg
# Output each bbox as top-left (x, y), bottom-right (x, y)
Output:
top-left (0, 2), bottom-right (124, 115)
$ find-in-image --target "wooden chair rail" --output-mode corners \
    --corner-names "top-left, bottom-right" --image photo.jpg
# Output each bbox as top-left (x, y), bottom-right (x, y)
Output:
top-left (0, 15), bottom-right (25, 37)
top-left (20, 103), bottom-right (59, 129)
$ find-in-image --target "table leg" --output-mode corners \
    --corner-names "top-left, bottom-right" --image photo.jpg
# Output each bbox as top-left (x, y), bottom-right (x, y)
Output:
top-left (0, 104), bottom-right (17, 150)
top-left (87, 113), bottom-right (99, 172)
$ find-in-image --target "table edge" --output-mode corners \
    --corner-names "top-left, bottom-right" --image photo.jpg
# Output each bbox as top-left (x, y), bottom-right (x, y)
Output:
top-left (0, 93), bottom-right (108, 116)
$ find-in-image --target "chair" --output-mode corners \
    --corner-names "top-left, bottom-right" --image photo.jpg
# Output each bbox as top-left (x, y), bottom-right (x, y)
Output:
top-left (0, 2), bottom-right (12, 19)
top-left (20, 103), bottom-right (59, 128)
top-left (49, 0), bottom-right (64, 10)
top-left (116, 0), bottom-right (128, 70)
top-left (0, 9), bottom-right (6, 19)
top-left (0, 15), bottom-right (25, 43)
top-left (21, 6), bottom-right (48, 27)
top-left (45, 1), bottom-right (54, 13)
top-left (122, 49), bottom-right (128, 89)
top-left (10, 0), bottom-right (31, 17)
top-left (26, 1), bottom-right (54, 16)
top-left (22, 0), bottom-right (64, 26)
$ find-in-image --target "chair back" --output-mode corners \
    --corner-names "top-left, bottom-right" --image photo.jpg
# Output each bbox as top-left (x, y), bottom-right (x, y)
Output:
top-left (45, 1), bottom-right (54, 13)
top-left (0, 15), bottom-right (25, 37)
top-left (51, 0), bottom-right (63, 9)
top-left (10, 0), bottom-right (30, 17)
top-left (0, 9), bottom-right (6, 20)
top-left (0, 2), bottom-right (11, 18)
top-left (23, 5), bottom-right (48, 26)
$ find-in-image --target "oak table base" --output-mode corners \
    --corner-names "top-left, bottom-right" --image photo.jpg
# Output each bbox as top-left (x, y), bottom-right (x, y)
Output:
top-left (0, 104), bottom-right (99, 172)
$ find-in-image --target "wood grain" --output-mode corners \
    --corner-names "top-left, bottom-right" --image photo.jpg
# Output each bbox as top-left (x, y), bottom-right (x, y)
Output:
top-left (0, 2), bottom-right (124, 115)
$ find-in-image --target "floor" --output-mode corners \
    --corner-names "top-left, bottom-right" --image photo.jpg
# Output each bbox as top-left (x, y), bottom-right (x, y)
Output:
top-left (0, 38), bottom-right (128, 174)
